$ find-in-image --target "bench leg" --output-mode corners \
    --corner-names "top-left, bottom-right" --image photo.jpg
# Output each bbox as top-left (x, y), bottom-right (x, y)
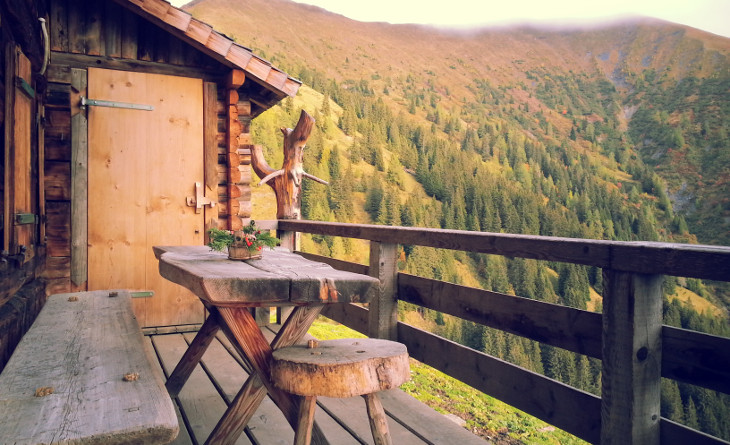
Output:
top-left (364, 393), bottom-right (392, 445)
top-left (295, 396), bottom-right (318, 445)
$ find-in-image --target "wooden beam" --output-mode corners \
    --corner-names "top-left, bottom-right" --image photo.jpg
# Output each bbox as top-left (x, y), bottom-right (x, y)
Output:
top-left (3, 45), bottom-right (14, 253)
top-left (50, 52), bottom-right (227, 82)
top-left (70, 68), bottom-right (87, 287)
top-left (203, 81), bottom-right (219, 240)
top-left (367, 241), bottom-right (398, 340)
top-left (661, 326), bottom-right (730, 394)
top-left (601, 271), bottom-right (663, 445)
top-left (398, 272), bottom-right (603, 358)
top-left (399, 322), bottom-right (602, 444)
top-left (276, 220), bottom-right (730, 281)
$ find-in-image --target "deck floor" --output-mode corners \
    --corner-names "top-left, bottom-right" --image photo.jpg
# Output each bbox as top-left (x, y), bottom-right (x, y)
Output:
top-left (143, 325), bottom-right (488, 445)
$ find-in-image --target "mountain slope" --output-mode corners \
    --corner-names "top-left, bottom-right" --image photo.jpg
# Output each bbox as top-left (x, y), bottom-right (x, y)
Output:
top-left (185, 1), bottom-right (730, 441)
top-left (187, 0), bottom-right (730, 247)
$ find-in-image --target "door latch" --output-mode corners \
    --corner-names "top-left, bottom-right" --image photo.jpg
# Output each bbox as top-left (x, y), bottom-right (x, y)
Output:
top-left (186, 182), bottom-right (216, 213)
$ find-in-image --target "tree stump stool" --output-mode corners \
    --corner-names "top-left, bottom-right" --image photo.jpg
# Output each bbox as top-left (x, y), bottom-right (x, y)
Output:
top-left (270, 338), bottom-right (410, 445)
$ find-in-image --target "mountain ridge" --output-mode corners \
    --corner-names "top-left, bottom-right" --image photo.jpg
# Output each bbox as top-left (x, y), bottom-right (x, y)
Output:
top-left (185, 1), bottom-right (730, 441)
top-left (186, 0), bottom-right (730, 247)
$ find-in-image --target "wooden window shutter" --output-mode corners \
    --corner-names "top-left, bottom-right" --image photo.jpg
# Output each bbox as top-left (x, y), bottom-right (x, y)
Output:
top-left (3, 45), bottom-right (35, 262)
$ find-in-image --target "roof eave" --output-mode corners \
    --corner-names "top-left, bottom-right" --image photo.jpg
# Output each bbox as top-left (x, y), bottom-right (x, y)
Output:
top-left (111, 0), bottom-right (301, 113)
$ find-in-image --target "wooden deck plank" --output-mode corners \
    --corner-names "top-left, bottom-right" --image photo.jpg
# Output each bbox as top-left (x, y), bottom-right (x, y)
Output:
top-left (143, 336), bottom-right (194, 445)
top-left (261, 326), bottom-right (423, 444)
top-left (181, 332), bottom-right (294, 445)
top-left (148, 326), bottom-right (487, 444)
top-left (317, 396), bottom-right (426, 445)
top-left (152, 333), bottom-right (253, 445)
top-left (215, 332), bottom-right (362, 444)
top-left (257, 329), bottom-right (368, 445)
top-left (378, 389), bottom-right (487, 444)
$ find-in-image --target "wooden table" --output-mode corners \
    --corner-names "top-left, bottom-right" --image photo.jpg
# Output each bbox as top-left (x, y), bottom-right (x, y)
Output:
top-left (154, 246), bottom-right (379, 445)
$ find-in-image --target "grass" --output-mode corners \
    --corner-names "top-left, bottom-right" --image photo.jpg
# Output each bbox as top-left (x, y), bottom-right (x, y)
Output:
top-left (307, 317), bottom-right (586, 444)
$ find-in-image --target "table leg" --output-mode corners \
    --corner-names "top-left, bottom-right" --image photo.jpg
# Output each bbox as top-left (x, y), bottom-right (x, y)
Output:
top-left (165, 314), bottom-right (221, 397)
top-left (207, 305), bottom-right (328, 445)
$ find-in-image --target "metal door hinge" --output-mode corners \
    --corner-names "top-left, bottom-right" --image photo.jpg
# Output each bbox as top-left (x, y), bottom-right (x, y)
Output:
top-left (80, 96), bottom-right (154, 111)
top-left (16, 77), bottom-right (35, 98)
top-left (15, 213), bottom-right (38, 225)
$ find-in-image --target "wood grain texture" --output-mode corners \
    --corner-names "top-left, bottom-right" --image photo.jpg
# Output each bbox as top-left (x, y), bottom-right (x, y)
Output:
top-left (0, 290), bottom-right (178, 444)
top-left (294, 396), bottom-right (318, 445)
top-left (662, 325), bottom-right (730, 394)
top-left (87, 68), bottom-right (204, 327)
top-left (308, 252), bottom-right (730, 396)
top-left (601, 272), bottom-right (663, 445)
top-left (203, 81), bottom-right (220, 239)
top-left (364, 393), bottom-right (391, 445)
top-left (398, 272), bottom-right (602, 358)
top-left (278, 220), bottom-right (730, 281)
top-left (151, 333), bottom-right (245, 445)
top-left (250, 110), bottom-right (322, 220)
top-left (70, 68), bottom-right (88, 286)
top-left (166, 315), bottom-right (221, 397)
top-left (368, 242), bottom-right (398, 340)
top-left (398, 322), bottom-right (601, 443)
top-left (12, 47), bottom-right (33, 259)
top-left (271, 339), bottom-right (409, 398)
top-left (154, 246), bottom-right (377, 306)
top-left (208, 306), bottom-right (318, 445)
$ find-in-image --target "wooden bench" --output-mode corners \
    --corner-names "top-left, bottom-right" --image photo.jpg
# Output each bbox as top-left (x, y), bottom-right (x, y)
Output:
top-left (0, 290), bottom-right (179, 444)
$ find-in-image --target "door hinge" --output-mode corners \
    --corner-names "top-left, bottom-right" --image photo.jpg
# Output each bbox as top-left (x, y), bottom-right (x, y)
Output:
top-left (80, 96), bottom-right (154, 111)
top-left (16, 77), bottom-right (35, 98)
top-left (15, 213), bottom-right (38, 225)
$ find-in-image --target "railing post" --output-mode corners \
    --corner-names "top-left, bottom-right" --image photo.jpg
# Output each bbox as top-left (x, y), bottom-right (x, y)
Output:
top-left (368, 241), bottom-right (399, 340)
top-left (601, 270), bottom-right (663, 445)
top-left (275, 228), bottom-right (298, 325)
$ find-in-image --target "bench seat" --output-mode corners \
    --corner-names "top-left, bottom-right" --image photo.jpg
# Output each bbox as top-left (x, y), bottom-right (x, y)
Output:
top-left (0, 290), bottom-right (178, 444)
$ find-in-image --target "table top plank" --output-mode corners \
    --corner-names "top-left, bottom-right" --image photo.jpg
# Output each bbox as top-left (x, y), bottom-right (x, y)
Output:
top-left (154, 246), bottom-right (378, 307)
top-left (0, 290), bottom-right (178, 445)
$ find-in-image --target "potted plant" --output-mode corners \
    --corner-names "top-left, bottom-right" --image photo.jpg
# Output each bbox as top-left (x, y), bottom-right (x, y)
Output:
top-left (207, 220), bottom-right (280, 260)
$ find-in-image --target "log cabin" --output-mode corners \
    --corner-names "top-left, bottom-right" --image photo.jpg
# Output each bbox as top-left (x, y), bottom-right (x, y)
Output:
top-left (1, 1), bottom-right (730, 444)
top-left (1, 0), bottom-right (302, 358)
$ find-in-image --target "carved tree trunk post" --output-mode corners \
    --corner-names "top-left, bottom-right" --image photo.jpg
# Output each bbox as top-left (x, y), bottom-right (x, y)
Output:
top-left (251, 110), bottom-right (327, 325)
top-left (251, 109), bottom-right (327, 250)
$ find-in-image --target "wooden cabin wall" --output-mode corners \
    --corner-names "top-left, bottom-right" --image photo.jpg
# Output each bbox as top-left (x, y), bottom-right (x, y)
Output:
top-left (40, 72), bottom-right (250, 294)
top-left (41, 0), bottom-right (257, 292)
top-left (49, 0), bottom-right (218, 71)
top-left (1, 0), bottom-right (261, 368)
top-left (0, 0), bottom-right (48, 370)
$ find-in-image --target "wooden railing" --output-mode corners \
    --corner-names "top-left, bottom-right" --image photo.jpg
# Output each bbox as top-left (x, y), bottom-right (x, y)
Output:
top-left (273, 220), bottom-right (730, 445)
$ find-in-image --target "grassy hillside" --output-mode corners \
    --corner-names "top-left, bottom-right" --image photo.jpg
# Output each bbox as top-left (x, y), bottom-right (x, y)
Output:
top-left (188, 1), bottom-right (730, 440)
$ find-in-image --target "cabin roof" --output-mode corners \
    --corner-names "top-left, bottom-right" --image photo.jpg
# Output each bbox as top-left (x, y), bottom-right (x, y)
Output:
top-left (114, 0), bottom-right (301, 111)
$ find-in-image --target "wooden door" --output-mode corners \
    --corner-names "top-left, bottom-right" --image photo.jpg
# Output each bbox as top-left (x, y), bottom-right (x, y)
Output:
top-left (87, 68), bottom-right (205, 327)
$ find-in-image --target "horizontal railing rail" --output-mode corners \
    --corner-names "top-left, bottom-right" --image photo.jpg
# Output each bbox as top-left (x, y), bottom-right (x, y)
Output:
top-left (277, 220), bottom-right (730, 445)
top-left (278, 220), bottom-right (730, 281)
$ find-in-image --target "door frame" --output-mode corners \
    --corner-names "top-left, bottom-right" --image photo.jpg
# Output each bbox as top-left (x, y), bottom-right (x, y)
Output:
top-left (71, 67), bottom-right (219, 327)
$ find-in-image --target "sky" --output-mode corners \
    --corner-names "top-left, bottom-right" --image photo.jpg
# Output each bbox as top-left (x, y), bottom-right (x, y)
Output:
top-left (170, 0), bottom-right (730, 38)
